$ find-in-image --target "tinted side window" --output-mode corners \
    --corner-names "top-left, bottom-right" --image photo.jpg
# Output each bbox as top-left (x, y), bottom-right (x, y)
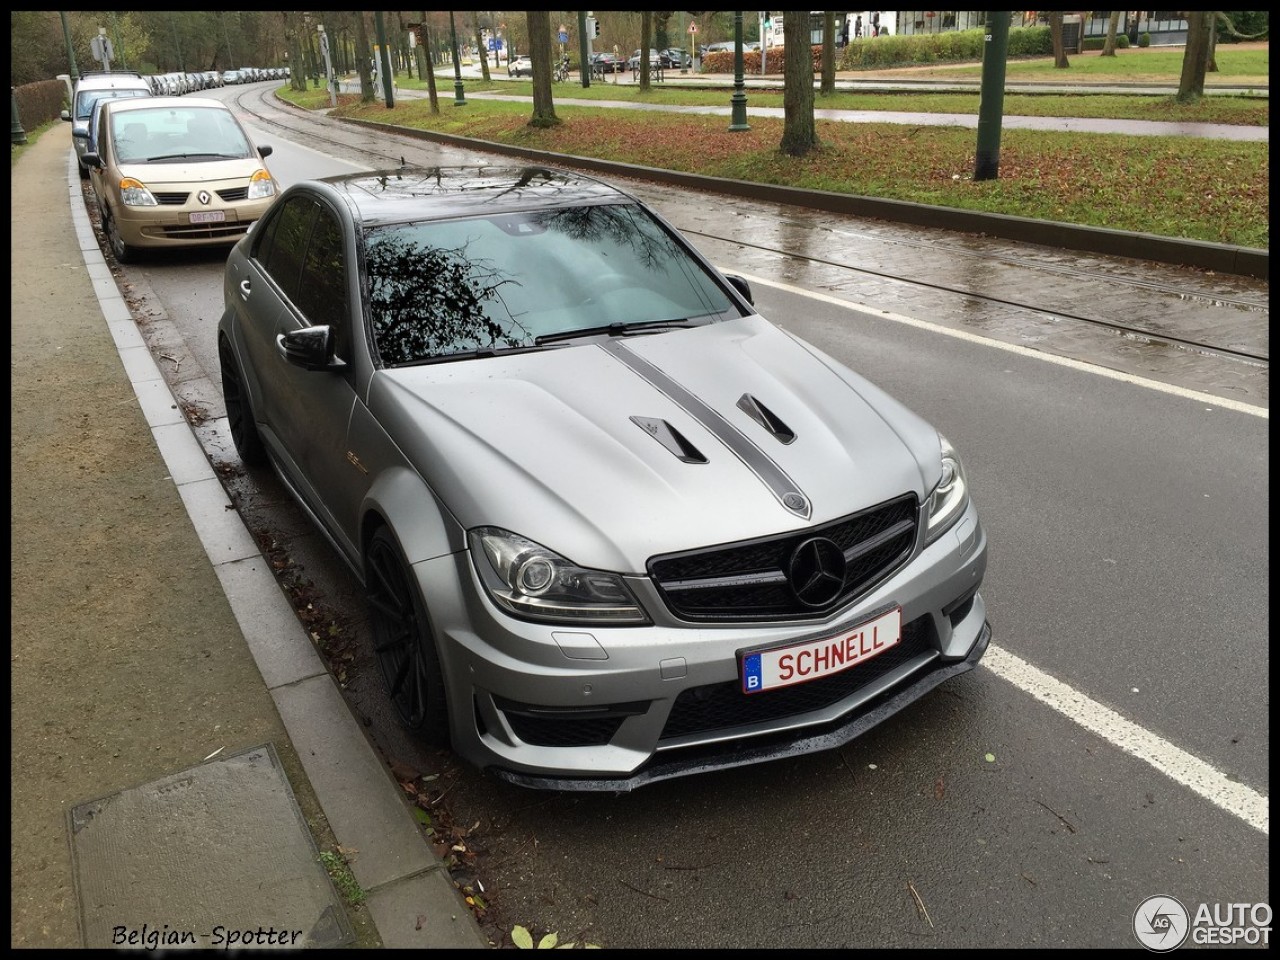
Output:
top-left (262, 197), bottom-right (318, 305)
top-left (251, 200), bottom-right (282, 264)
top-left (295, 209), bottom-right (350, 358)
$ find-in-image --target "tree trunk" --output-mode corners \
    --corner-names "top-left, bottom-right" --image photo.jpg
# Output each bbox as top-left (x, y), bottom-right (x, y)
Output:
top-left (1177, 10), bottom-right (1212, 103)
top-left (1207, 13), bottom-right (1219, 73)
top-left (821, 10), bottom-right (835, 95)
top-left (1101, 10), bottom-right (1120, 57)
top-left (527, 10), bottom-right (559, 126)
top-left (423, 19), bottom-right (439, 114)
top-left (355, 11), bottom-right (374, 102)
top-left (1050, 12), bottom-right (1069, 69)
top-left (640, 11), bottom-right (652, 91)
top-left (780, 11), bottom-right (817, 156)
top-left (474, 12), bottom-right (491, 82)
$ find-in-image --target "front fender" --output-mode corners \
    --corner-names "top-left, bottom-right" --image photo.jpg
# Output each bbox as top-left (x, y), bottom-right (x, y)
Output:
top-left (359, 465), bottom-right (464, 571)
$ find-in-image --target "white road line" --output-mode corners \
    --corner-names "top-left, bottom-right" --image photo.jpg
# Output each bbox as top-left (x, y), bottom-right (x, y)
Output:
top-left (984, 644), bottom-right (1268, 835)
top-left (727, 271), bottom-right (1269, 833)
top-left (729, 271), bottom-right (1269, 420)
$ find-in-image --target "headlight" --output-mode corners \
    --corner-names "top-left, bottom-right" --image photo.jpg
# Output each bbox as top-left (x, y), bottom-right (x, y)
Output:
top-left (469, 527), bottom-right (649, 625)
top-left (119, 177), bottom-right (158, 207)
top-left (247, 168), bottom-right (276, 199)
top-left (924, 435), bottom-right (970, 544)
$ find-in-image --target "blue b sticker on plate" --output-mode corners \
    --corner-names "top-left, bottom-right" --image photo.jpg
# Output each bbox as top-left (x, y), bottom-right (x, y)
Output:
top-left (741, 653), bottom-right (764, 693)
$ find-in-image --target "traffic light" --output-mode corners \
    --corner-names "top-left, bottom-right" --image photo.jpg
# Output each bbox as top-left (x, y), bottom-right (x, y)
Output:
top-left (591, 17), bottom-right (600, 39)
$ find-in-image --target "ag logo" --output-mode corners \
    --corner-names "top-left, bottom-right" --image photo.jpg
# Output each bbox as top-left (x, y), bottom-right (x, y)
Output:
top-left (1134, 895), bottom-right (1189, 952)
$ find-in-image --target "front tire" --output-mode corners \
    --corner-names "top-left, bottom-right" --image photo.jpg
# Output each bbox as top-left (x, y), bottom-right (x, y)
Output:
top-left (104, 206), bottom-right (140, 264)
top-left (366, 527), bottom-right (451, 746)
top-left (219, 339), bottom-right (268, 468)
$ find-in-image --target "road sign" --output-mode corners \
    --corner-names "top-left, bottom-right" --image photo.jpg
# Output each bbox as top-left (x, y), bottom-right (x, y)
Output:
top-left (558, 31), bottom-right (569, 43)
top-left (689, 22), bottom-right (698, 34)
top-left (89, 34), bottom-right (114, 63)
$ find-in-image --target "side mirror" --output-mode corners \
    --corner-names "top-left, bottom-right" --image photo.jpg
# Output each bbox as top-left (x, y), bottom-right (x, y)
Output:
top-left (258, 144), bottom-right (273, 158)
top-left (725, 274), bottom-right (754, 305)
top-left (82, 152), bottom-right (103, 170)
top-left (72, 127), bottom-right (89, 140)
top-left (61, 110), bottom-right (72, 122)
top-left (276, 326), bottom-right (347, 372)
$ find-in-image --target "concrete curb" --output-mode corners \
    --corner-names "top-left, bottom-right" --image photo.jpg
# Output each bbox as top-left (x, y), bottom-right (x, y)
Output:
top-left (64, 153), bottom-right (490, 950)
top-left (337, 115), bottom-right (1268, 280)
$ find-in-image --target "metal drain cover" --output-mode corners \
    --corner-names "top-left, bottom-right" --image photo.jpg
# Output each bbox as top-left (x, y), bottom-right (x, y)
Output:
top-left (68, 743), bottom-right (353, 949)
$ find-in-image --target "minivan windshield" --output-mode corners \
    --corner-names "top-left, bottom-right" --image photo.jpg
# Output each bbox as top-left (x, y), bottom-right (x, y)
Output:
top-left (110, 105), bottom-right (253, 163)
top-left (365, 203), bottom-right (742, 365)
top-left (75, 87), bottom-right (149, 121)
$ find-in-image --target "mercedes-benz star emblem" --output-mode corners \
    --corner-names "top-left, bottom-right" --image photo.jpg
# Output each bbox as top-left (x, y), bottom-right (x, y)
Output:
top-left (788, 537), bottom-right (846, 608)
top-left (197, 190), bottom-right (212, 206)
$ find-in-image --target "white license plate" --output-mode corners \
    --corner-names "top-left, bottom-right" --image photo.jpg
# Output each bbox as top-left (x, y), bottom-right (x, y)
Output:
top-left (740, 606), bottom-right (902, 694)
top-left (189, 210), bottom-right (226, 224)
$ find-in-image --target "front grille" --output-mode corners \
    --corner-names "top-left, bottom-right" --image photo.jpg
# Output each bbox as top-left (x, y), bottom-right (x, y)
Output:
top-left (158, 223), bottom-right (250, 241)
top-left (217, 186), bottom-right (249, 201)
top-left (153, 191), bottom-right (189, 205)
top-left (660, 615), bottom-right (932, 741)
top-left (649, 494), bottom-right (918, 621)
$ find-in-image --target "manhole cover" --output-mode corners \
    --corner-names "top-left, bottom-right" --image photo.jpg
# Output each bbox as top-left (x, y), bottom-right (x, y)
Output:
top-left (68, 743), bottom-right (353, 949)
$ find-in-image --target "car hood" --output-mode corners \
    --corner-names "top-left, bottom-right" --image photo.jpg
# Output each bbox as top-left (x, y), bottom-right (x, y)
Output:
top-left (116, 156), bottom-right (264, 186)
top-left (370, 315), bottom-right (943, 573)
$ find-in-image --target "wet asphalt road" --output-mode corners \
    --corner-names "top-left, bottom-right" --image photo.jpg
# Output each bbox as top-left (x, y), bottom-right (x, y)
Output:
top-left (101, 85), bottom-right (1268, 947)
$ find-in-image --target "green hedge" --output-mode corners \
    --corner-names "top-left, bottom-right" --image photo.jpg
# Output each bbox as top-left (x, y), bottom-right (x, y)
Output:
top-left (700, 25), bottom-right (1058, 74)
top-left (1082, 34), bottom-right (1131, 50)
top-left (13, 79), bottom-right (67, 133)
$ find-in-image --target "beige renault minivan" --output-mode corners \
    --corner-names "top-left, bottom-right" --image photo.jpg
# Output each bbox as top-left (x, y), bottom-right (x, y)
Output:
top-left (82, 97), bottom-right (277, 263)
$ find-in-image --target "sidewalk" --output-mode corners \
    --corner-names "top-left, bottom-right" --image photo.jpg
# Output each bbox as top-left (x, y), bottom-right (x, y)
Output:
top-left (10, 124), bottom-right (488, 949)
top-left (339, 76), bottom-right (1268, 142)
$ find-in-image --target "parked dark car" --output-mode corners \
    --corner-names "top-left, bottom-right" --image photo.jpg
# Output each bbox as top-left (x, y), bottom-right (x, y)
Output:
top-left (590, 52), bottom-right (624, 75)
top-left (217, 165), bottom-right (990, 791)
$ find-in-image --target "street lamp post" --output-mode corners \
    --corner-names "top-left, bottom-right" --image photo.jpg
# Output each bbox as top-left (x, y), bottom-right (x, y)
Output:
top-left (448, 11), bottom-right (466, 105)
top-left (729, 11), bottom-right (749, 131)
top-left (60, 11), bottom-right (80, 83)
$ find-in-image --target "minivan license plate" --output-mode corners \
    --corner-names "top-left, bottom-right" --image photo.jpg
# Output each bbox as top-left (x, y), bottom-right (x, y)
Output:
top-left (740, 606), bottom-right (901, 694)
top-left (190, 210), bottom-right (226, 224)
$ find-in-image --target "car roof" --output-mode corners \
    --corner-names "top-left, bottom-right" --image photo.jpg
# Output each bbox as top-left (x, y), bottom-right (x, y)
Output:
top-left (103, 96), bottom-right (230, 115)
top-left (76, 73), bottom-right (151, 93)
top-left (309, 166), bottom-right (633, 228)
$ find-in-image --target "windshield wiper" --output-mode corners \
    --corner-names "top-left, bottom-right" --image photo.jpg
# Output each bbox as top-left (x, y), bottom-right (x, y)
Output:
top-left (534, 319), bottom-right (693, 346)
top-left (144, 152), bottom-right (244, 161)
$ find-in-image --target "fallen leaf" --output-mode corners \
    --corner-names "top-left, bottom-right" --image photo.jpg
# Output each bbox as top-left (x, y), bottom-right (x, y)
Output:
top-left (512, 925), bottom-right (534, 949)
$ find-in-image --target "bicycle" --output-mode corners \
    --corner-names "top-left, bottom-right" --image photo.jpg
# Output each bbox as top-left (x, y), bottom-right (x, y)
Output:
top-left (554, 61), bottom-right (570, 83)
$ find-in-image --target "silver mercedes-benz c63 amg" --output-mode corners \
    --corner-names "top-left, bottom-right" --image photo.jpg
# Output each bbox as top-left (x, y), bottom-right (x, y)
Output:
top-left (217, 165), bottom-right (989, 790)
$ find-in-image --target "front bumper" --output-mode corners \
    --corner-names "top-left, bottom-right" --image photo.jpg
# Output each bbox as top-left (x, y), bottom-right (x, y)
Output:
top-left (113, 195), bottom-right (274, 250)
top-left (415, 500), bottom-right (988, 790)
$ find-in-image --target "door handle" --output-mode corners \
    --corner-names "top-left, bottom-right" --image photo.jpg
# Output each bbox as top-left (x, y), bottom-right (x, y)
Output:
top-left (239, 278), bottom-right (252, 300)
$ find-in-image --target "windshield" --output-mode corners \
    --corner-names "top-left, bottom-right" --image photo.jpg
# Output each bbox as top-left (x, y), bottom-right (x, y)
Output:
top-left (365, 202), bottom-right (742, 365)
top-left (110, 105), bottom-right (252, 163)
top-left (75, 88), bottom-right (148, 122)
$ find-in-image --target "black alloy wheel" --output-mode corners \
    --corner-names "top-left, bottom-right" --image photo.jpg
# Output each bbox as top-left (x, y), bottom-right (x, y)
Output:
top-left (366, 527), bottom-right (450, 745)
top-left (218, 340), bottom-right (268, 467)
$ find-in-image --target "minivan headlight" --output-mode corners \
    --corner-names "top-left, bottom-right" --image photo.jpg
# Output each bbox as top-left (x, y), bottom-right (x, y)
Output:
top-left (119, 177), bottom-right (158, 207)
top-left (469, 527), bottom-right (649, 625)
top-left (925, 435), bottom-right (970, 544)
top-left (247, 168), bottom-right (276, 199)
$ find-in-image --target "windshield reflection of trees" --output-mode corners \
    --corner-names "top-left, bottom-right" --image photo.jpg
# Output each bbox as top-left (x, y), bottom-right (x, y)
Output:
top-left (366, 202), bottom-right (687, 366)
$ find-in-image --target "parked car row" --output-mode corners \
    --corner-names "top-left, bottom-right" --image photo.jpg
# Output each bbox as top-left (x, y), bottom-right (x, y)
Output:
top-left (143, 65), bottom-right (289, 97)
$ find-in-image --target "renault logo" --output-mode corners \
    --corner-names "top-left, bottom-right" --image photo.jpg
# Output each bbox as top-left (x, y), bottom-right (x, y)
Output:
top-left (788, 537), bottom-right (846, 608)
top-left (197, 190), bottom-right (212, 205)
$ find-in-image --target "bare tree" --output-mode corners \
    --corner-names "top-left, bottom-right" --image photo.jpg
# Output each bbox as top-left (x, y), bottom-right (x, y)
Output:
top-left (354, 11), bottom-right (375, 102)
top-left (1050, 12), bottom-right (1069, 69)
top-left (639, 11), bottom-right (653, 91)
top-left (474, 12), bottom-right (491, 82)
top-left (1101, 10), bottom-right (1121, 57)
top-left (821, 10), bottom-right (836, 95)
top-left (1207, 12), bottom-right (1219, 73)
top-left (422, 18), bottom-right (440, 114)
top-left (527, 11), bottom-right (559, 127)
top-left (780, 11), bottom-right (817, 156)
top-left (1177, 10), bottom-right (1213, 103)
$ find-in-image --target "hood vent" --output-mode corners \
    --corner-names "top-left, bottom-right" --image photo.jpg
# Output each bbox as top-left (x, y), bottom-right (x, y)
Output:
top-left (736, 394), bottom-right (796, 445)
top-left (630, 417), bottom-right (708, 464)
